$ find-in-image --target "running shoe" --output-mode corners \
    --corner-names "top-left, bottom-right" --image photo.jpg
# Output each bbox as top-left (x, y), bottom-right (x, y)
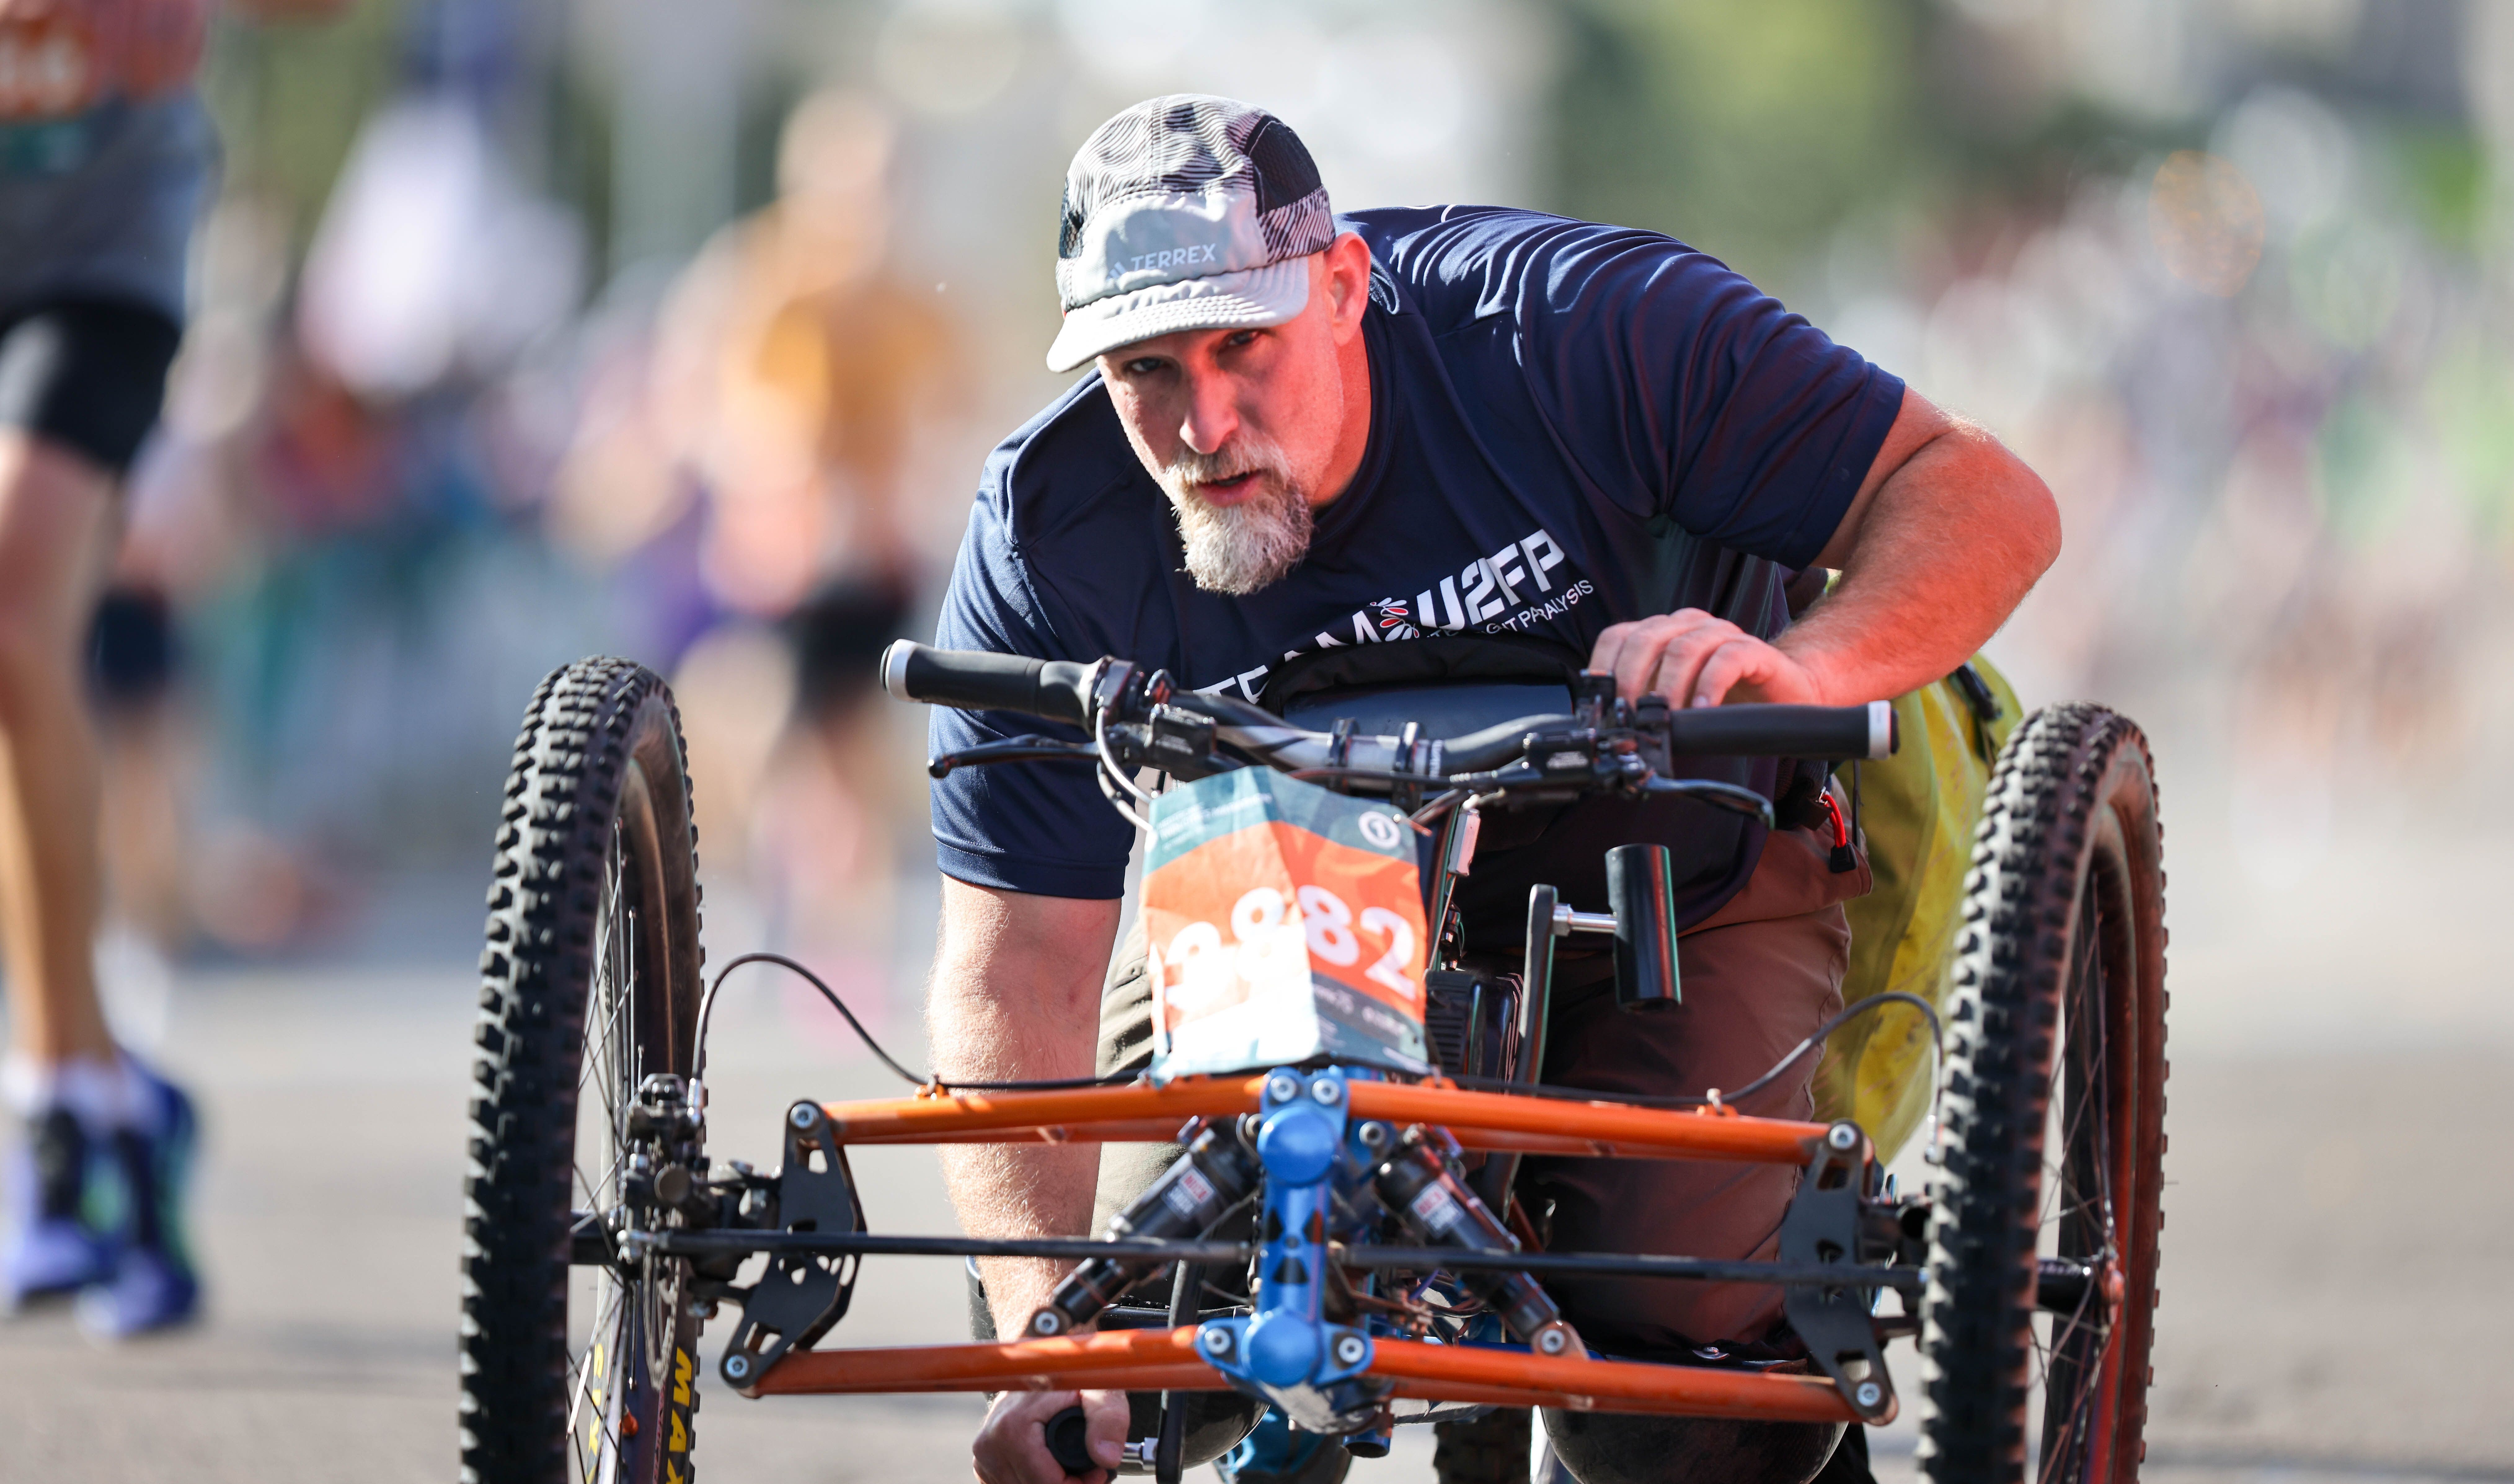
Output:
top-left (1, 1107), bottom-right (114, 1310)
top-left (75, 1061), bottom-right (199, 1339)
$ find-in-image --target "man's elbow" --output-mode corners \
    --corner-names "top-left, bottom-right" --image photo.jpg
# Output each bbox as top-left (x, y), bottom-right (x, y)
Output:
top-left (1960, 421), bottom-right (2060, 591)
top-left (2011, 464), bottom-right (2062, 586)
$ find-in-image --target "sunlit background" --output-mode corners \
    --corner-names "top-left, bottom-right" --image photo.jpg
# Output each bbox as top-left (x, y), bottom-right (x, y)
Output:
top-left (7, 0), bottom-right (2511, 1478)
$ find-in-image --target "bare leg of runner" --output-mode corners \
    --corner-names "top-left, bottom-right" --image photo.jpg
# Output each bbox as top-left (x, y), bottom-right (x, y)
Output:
top-left (0, 430), bottom-right (119, 1068)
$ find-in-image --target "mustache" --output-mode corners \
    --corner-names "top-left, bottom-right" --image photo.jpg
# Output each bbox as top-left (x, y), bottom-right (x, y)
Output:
top-left (1165, 441), bottom-right (1289, 494)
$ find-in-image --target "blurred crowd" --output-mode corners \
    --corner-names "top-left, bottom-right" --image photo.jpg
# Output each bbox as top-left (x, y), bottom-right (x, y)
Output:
top-left (81, 0), bottom-right (2514, 998)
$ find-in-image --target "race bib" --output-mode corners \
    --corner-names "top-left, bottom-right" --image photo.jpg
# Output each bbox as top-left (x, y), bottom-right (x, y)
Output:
top-left (1142, 769), bottom-right (1431, 1080)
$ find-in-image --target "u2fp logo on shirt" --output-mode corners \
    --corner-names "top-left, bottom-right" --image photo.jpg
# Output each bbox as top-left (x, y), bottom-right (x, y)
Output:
top-left (1142, 770), bottom-right (1430, 1080)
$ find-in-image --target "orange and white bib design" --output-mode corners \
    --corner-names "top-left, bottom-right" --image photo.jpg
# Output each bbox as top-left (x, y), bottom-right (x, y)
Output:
top-left (1142, 769), bottom-right (1429, 1079)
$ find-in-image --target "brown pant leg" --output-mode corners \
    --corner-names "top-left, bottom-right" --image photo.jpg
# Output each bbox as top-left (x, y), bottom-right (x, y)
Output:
top-left (1091, 915), bottom-right (1187, 1237)
top-left (1523, 825), bottom-right (1865, 1352)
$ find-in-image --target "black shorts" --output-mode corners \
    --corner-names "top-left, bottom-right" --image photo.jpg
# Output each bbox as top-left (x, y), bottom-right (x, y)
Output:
top-left (786, 575), bottom-right (913, 718)
top-left (89, 585), bottom-right (178, 708)
top-left (0, 296), bottom-right (182, 476)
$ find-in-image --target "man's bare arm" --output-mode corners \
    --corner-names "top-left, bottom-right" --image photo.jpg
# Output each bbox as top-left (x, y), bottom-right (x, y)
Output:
top-left (927, 875), bottom-right (1121, 1334)
top-left (1591, 386), bottom-right (2062, 706)
top-left (931, 877), bottom-right (1133, 1484)
top-left (1779, 387), bottom-right (2060, 699)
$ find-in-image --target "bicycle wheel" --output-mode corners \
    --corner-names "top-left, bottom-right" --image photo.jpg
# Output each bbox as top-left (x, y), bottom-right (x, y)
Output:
top-left (1919, 703), bottom-right (2167, 1484)
top-left (462, 659), bottom-right (707, 1484)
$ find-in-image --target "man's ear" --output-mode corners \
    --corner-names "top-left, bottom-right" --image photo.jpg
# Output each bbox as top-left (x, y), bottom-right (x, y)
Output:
top-left (1320, 233), bottom-right (1372, 339)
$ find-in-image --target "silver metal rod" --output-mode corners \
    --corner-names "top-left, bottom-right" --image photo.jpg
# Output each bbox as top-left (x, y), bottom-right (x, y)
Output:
top-left (1553, 907), bottom-right (1616, 937)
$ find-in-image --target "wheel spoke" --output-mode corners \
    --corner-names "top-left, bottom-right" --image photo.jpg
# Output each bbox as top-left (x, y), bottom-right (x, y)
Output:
top-left (566, 1277), bottom-right (628, 1453)
top-left (568, 821), bottom-right (644, 1479)
top-left (2032, 874), bottom-right (2127, 1481)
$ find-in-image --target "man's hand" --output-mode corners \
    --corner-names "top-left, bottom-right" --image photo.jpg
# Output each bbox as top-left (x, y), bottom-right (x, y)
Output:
top-left (1589, 610), bottom-right (1829, 708)
top-left (973, 1389), bottom-right (1130, 1484)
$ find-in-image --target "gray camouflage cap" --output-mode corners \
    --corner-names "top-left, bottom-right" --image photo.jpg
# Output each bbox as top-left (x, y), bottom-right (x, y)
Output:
top-left (1047, 95), bottom-right (1335, 373)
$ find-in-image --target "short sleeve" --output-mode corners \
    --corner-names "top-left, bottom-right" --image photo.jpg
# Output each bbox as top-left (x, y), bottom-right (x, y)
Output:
top-left (1514, 225), bottom-right (1904, 569)
top-left (926, 479), bottom-right (1138, 900)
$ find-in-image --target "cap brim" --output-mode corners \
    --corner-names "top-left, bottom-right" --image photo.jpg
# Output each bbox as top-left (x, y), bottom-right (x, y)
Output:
top-left (1046, 258), bottom-right (1311, 373)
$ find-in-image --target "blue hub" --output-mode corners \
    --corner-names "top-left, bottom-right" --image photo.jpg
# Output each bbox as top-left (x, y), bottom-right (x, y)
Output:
top-left (1193, 1067), bottom-right (1388, 1435)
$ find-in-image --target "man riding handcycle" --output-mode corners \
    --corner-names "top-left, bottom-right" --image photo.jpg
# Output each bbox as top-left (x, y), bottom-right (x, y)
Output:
top-left (455, 96), bottom-right (2167, 1484)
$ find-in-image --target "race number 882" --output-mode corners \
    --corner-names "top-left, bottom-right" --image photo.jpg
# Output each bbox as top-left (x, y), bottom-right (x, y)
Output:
top-left (1162, 883), bottom-right (1417, 1001)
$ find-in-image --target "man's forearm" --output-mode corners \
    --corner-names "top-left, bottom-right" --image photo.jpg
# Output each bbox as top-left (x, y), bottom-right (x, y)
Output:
top-left (1781, 417), bottom-right (2060, 703)
top-left (927, 878), bottom-right (1122, 1336)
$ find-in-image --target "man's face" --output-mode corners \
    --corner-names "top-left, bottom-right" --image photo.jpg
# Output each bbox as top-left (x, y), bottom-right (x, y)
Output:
top-left (1096, 248), bottom-right (1361, 595)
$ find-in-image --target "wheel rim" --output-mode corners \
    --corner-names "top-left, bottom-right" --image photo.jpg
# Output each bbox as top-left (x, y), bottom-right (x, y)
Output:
top-left (2028, 829), bottom-right (2143, 1483)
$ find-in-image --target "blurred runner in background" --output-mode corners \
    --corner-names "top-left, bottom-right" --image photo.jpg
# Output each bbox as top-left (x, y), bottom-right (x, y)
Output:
top-left (645, 89), bottom-right (959, 1003)
top-left (0, 0), bottom-right (338, 1339)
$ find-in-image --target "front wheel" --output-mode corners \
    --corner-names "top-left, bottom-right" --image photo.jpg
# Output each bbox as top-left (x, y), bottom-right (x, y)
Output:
top-left (1919, 703), bottom-right (2168, 1484)
top-left (461, 659), bottom-right (707, 1484)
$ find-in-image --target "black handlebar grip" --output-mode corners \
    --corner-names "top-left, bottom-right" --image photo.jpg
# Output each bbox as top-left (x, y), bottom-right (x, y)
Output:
top-left (881, 641), bottom-right (1094, 727)
top-left (1045, 1405), bottom-right (1095, 1477)
top-left (1662, 701), bottom-right (1897, 760)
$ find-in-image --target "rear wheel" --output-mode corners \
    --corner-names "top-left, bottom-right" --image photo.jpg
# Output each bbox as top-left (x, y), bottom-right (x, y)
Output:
top-left (1919, 703), bottom-right (2167, 1484)
top-left (462, 659), bottom-right (707, 1484)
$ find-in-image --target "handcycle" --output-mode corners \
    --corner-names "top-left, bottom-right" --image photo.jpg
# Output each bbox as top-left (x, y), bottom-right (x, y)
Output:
top-left (456, 640), bottom-right (2167, 1484)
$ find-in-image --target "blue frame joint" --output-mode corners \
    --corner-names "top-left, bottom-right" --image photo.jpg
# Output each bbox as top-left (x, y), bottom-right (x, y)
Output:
top-left (1188, 1068), bottom-right (1385, 1432)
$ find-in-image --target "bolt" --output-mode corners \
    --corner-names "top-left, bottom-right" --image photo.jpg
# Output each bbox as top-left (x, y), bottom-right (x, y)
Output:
top-left (1357, 1122), bottom-right (1392, 1150)
top-left (1201, 1326), bottom-right (1233, 1356)
top-left (1534, 1325), bottom-right (1571, 1356)
top-left (1827, 1122), bottom-right (1859, 1152)
top-left (724, 1354), bottom-right (751, 1380)
top-left (1854, 1381), bottom-right (1883, 1410)
top-left (1310, 1077), bottom-right (1341, 1105)
top-left (790, 1104), bottom-right (818, 1131)
top-left (1333, 1334), bottom-right (1368, 1367)
top-left (1029, 1310), bottom-right (1065, 1337)
top-left (1266, 1074), bottom-right (1301, 1104)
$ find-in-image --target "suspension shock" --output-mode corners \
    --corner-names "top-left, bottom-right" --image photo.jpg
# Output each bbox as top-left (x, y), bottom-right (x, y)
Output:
top-left (1027, 1119), bottom-right (1263, 1337)
top-left (1365, 1124), bottom-right (1582, 1357)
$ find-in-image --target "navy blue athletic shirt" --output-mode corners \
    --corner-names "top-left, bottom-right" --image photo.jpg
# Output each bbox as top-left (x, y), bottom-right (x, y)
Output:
top-left (930, 206), bottom-right (1904, 914)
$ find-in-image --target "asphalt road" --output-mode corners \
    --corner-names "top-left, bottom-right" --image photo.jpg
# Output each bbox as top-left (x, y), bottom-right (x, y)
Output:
top-left (2, 796), bottom-right (2508, 1482)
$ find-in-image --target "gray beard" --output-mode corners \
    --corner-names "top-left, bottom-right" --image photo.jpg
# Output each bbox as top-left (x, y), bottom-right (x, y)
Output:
top-left (1162, 442), bottom-right (1315, 596)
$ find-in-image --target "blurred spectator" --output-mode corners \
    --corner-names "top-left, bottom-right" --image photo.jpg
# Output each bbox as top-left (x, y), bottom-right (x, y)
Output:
top-left (555, 87), bottom-right (964, 1021)
top-left (648, 87), bottom-right (955, 622)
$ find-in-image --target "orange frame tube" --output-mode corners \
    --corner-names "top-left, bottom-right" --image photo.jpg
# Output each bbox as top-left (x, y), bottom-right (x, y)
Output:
top-left (755, 1328), bottom-right (1864, 1424)
top-left (767, 1081), bottom-right (1860, 1423)
top-left (817, 1077), bottom-right (1831, 1164)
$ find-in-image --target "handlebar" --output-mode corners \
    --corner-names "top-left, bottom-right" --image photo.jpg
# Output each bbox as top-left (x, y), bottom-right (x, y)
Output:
top-left (1660, 702), bottom-right (1892, 762)
top-left (883, 641), bottom-right (1093, 727)
top-left (883, 641), bottom-right (1895, 769)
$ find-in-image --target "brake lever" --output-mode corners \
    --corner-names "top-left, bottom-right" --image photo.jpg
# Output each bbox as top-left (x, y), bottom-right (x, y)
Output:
top-left (927, 737), bottom-right (1103, 778)
top-left (1642, 776), bottom-right (1777, 827)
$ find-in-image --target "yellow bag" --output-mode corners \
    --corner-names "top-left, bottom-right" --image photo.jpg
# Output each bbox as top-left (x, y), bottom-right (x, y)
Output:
top-left (1811, 659), bottom-right (2021, 1163)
